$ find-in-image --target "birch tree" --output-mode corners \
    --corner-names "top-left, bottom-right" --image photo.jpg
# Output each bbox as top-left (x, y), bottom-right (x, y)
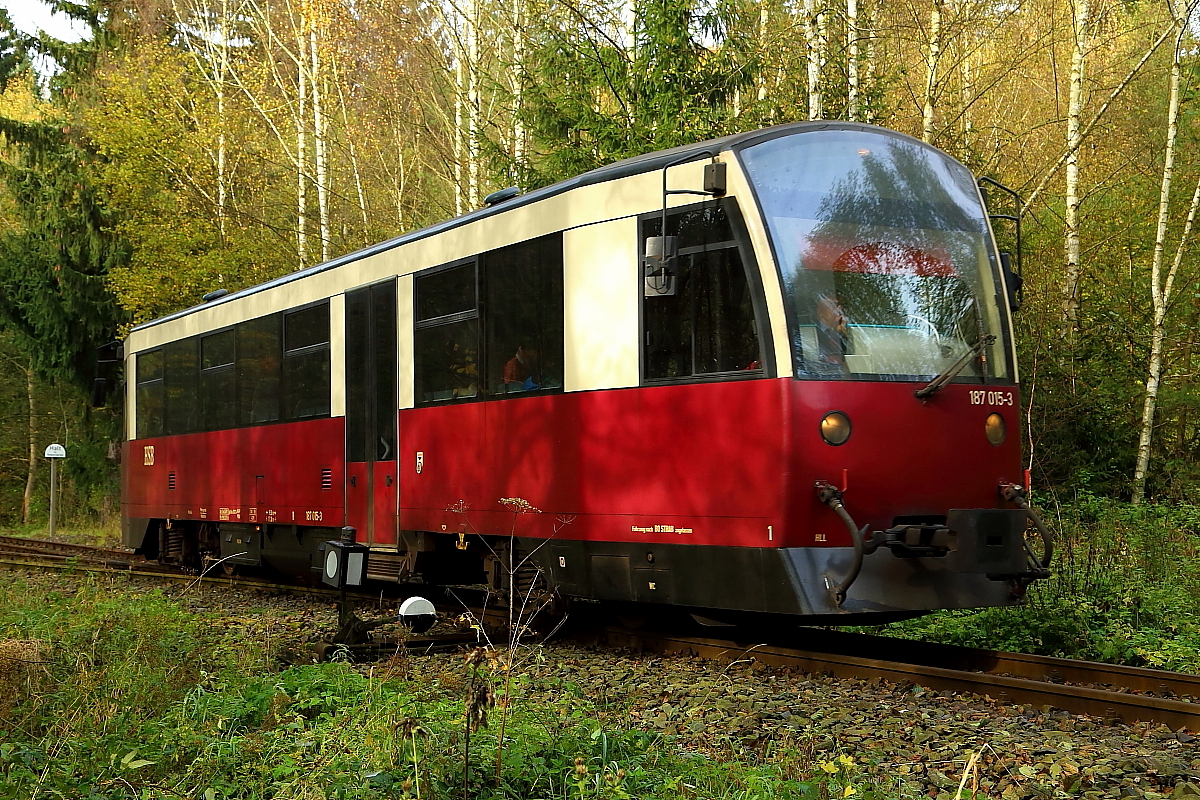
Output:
top-left (921, 0), bottom-right (943, 142)
top-left (1132, 7), bottom-right (1195, 503)
top-left (1062, 0), bottom-right (1090, 337)
top-left (803, 0), bottom-right (825, 118)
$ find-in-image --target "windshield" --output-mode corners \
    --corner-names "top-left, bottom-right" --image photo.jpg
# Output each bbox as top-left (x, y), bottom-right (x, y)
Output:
top-left (739, 129), bottom-right (1011, 382)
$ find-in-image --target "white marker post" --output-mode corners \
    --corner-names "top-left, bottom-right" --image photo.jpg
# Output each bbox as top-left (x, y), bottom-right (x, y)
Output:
top-left (44, 444), bottom-right (66, 538)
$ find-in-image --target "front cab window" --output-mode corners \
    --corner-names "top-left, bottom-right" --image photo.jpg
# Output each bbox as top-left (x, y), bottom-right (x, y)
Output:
top-left (739, 129), bottom-right (1012, 383)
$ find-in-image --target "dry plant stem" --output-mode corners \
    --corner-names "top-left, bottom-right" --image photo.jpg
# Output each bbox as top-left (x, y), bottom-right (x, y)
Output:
top-left (462, 666), bottom-right (474, 800)
top-left (493, 517), bottom-right (518, 786)
top-left (411, 732), bottom-right (421, 800)
top-left (953, 748), bottom-right (982, 800)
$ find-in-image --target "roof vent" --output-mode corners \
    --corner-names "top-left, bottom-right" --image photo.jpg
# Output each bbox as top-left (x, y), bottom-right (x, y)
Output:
top-left (202, 289), bottom-right (229, 302)
top-left (483, 186), bottom-right (520, 207)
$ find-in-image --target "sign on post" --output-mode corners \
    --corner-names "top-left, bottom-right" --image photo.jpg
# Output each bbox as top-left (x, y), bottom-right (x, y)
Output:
top-left (44, 444), bottom-right (65, 537)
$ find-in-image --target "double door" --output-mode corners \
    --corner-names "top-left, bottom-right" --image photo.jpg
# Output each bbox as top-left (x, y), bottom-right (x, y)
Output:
top-left (345, 280), bottom-right (397, 545)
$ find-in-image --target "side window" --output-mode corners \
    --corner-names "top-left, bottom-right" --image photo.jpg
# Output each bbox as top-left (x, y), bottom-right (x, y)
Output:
top-left (200, 329), bottom-right (236, 431)
top-left (283, 303), bottom-right (331, 420)
top-left (237, 314), bottom-right (282, 425)
top-left (415, 262), bottom-right (479, 403)
top-left (164, 338), bottom-right (199, 435)
top-left (642, 202), bottom-right (762, 380)
top-left (135, 349), bottom-right (165, 439)
top-left (484, 233), bottom-right (564, 396)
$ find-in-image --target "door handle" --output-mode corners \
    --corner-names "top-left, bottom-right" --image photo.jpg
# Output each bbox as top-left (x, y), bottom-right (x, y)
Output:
top-left (349, 475), bottom-right (357, 487)
top-left (385, 475), bottom-right (394, 487)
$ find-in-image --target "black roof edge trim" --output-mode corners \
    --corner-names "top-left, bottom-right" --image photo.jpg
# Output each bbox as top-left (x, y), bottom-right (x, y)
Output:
top-left (131, 121), bottom-right (925, 333)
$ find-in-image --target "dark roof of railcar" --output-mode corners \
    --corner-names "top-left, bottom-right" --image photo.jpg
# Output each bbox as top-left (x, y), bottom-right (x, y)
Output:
top-left (132, 120), bottom-right (912, 333)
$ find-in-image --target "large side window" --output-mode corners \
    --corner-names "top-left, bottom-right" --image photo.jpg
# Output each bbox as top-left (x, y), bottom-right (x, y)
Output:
top-left (200, 329), bottom-right (236, 431)
top-left (135, 349), bottom-right (165, 439)
top-left (164, 338), bottom-right (199, 435)
top-left (237, 314), bottom-right (282, 425)
top-left (641, 202), bottom-right (762, 381)
top-left (283, 302), bottom-right (331, 420)
top-left (414, 233), bottom-right (566, 406)
top-left (415, 262), bottom-right (479, 403)
top-left (484, 234), bottom-right (564, 396)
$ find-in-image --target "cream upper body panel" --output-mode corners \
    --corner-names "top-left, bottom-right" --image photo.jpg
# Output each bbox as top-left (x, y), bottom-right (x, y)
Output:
top-left (127, 159), bottom-right (720, 352)
top-left (124, 155), bottom-right (786, 428)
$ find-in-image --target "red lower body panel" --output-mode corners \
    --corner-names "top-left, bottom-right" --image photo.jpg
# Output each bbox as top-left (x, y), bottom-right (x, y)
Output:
top-left (123, 417), bottom-right (345, 527)
top-left (123, 379), bottom-right (1021, 554)
top-left (397, 378), bottom-right (1021, 549)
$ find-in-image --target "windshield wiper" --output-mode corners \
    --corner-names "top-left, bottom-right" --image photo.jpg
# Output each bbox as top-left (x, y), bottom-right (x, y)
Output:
top-left (914, 334), bottom-right (996, 399)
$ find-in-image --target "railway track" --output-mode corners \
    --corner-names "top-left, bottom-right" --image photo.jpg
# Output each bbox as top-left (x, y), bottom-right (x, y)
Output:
top-left (588, 625), bottom-right (1200, 731)
top-left (0, 534), bottom-right (142, 566)
top-left (6, 534), bottom-right (1200, 730)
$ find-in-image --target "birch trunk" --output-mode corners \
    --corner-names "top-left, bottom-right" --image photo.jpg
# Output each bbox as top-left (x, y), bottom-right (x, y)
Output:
top-left (863, 9), bottom-right (876, 123)
top-left (467, 0), bottom-right (480, 208)
top-left (310, 29), bottom-right (329, 263)
top-left (511, 0), bottom-right (525, 167)
top-left (22, 367), bottom-right (34, 525)
top-left (296, 23), bottom-right (309, 267)
top-left (803, 0), bottom-right (823, 119)
top-left (922, 0), bottom-right (943, 143)
top-left (847, 0), bottom-right (859, 120)
top-left (1133, 18), bottom-right (1190, 504)
top-left (1063, 0), bottom-right (1089, 336)
top-left (757, 4), bottom-right (769, 105)
top-left (214, 0), bottom-right (228, 241)
top-left (454, 16), bottom-right (465, 217)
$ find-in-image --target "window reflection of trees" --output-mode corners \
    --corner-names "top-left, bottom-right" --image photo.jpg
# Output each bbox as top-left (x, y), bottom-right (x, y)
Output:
top-left (743, 133), bottom-right (997, 380)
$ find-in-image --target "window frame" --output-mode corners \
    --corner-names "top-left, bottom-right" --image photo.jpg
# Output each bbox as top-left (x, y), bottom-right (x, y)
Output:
top-left (134, 348), bottom-right (165, 440)
top-left (413, 258), bottom-right (481, 407)
top-left (199, 326), bottom-right (238, 432)
top-left (281, 300), bottom-right (332, 422)
top-left (637, 198), bottom-right (774, 386)
top-left (412, 235), bottom-right (567, 408)
top-left (132, 300), bottom-right (332, 437)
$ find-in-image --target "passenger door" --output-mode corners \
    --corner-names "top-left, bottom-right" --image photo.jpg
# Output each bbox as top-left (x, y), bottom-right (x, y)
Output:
top-left (345, 280), bottom-right (398, 546)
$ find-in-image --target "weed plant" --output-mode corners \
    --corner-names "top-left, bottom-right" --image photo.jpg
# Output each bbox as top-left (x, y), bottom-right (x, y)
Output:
top-left (880, 494), bottom-right (1200, 671)
top-left (0, 573), bottom-right (888, 799)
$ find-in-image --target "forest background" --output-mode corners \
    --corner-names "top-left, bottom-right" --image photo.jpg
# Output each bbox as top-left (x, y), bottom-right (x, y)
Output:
top-left (0, 1), bottom-right (1197, 545)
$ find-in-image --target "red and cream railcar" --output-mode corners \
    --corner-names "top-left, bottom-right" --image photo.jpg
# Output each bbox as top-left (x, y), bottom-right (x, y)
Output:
top-left (122, 122), bottom-right (1044, 621)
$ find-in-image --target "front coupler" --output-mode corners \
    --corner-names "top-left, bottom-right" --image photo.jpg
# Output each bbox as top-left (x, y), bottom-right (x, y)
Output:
top-left (815, 481), bottom-right (1054, 606)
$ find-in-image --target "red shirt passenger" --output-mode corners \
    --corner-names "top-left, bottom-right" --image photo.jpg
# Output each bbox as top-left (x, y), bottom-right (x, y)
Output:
top-left (502, 346), bottom-right (538, 390)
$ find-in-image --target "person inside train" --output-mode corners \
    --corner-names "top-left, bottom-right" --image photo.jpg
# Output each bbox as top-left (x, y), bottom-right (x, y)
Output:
top-left (502, 344), bottom-right (539, 391)
top-left (815, 291), bottom-right (849, 372)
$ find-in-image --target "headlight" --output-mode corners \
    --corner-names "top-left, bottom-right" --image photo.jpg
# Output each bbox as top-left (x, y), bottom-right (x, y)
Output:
top-left (820, 411), bottom-right (851, 446)
top-left (985, 413), bottom-right (1006, 446)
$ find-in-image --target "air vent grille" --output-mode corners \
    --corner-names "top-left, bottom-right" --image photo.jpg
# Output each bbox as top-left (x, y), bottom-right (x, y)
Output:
top-left (168, 471), bottom-right (177, 491)
top-left (320, 468), bottom-right (333, 491)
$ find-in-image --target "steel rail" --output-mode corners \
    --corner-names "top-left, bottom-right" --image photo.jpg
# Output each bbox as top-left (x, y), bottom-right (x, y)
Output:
top-left (790, 628), bottom-right (1200, 697)
top-left (587, 627), bottom-right (1200, 731)
top-left (0, 535), bottom-right (138, 563)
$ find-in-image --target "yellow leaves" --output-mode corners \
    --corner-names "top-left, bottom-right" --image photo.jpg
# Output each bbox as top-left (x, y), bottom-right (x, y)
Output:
top-left (0, 73), bottom-right (46, 124)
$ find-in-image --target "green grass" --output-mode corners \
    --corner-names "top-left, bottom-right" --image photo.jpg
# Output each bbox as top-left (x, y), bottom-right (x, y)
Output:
top-left (0, 573), bottom-right (888, 799)
top-left (0, 521), bottom-right (122, 548)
